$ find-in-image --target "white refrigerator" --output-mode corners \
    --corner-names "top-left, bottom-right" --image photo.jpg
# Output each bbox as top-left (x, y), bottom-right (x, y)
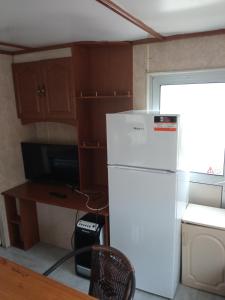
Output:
top-left (106, 110), bottom-right (189, 299)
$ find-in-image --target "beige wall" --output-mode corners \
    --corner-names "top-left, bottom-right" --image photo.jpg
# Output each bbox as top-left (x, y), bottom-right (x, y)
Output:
top-left (133, 34), bottom-right (225, 207)
top-left (35, 122), bottom-right (78, 249)
top-left (0, 54), bottom-right (36, 246)
top-left (13, 48), bottom-right (71, 63)
top-left (133, 35), bottom-right (225, 110)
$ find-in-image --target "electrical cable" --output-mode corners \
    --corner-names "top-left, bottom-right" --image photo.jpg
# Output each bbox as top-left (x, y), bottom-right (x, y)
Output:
top-left (74, 189), bottom-right (108, 212)
top-left (43, 251), bottom-right (74, 276)
top-left (43, 246), bottom-right (91, 277)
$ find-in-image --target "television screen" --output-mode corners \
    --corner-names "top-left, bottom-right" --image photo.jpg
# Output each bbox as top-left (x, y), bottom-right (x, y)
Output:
top-left (21, 142), bottom-right (79, 187)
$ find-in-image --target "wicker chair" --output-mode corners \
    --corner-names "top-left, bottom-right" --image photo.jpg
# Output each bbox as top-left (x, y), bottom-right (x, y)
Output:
top-left (43, 245), bottom-right (135, 300)
top-left (88, 245), bottom-right (135, 300)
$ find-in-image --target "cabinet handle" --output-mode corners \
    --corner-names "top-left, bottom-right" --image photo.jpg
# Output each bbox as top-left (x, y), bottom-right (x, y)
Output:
top-left (36, 86), bottom-right (42, 96)
top-left (40, 85), bottom-right (46, 96)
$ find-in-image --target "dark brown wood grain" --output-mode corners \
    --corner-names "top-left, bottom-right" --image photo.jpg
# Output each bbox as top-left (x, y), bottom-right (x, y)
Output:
top-left (12, 61), bottom-right (44, 121)
top-left (12, 58), bottom-right (76, 124)
top-left (43, 58), bottom-right (76, 120)
top-left (73, 44), bottom-right (133, 193)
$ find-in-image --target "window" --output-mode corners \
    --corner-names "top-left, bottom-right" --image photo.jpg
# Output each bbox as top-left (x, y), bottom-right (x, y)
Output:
top-left (148, 69), bottom-right (225, 204)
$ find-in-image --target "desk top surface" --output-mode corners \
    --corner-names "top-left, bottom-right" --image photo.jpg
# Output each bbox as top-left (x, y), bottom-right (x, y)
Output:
top-left (0, 257), bottom-right (95, 300)
top-left (2, 182), bottom-right (109, 216)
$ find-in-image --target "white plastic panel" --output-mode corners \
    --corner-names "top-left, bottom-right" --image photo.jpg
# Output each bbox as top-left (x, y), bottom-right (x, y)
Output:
top-left (106, 111), bottom-right (178, 171)
top-left (108, 165), bottom-right (178, 298)
top-left (182, 223), bottom-right (225, 296)
top-left (189, 182), bottom-right (222, 208)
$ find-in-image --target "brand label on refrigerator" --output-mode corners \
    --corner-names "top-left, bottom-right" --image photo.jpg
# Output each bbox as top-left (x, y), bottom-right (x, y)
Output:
top-left (154, 116), bottom-right (177, 132)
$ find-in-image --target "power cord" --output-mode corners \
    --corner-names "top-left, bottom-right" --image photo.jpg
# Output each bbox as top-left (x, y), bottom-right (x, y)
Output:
top-left (74, 189), bottom-right (109, 212)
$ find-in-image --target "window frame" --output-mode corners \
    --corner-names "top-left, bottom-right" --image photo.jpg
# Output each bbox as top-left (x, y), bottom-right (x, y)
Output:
top-left (147, 69), bottom-right (225, 207)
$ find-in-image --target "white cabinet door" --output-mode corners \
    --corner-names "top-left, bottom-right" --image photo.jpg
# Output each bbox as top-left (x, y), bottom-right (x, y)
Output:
top-left (182, 223), bottom-right (225, 296)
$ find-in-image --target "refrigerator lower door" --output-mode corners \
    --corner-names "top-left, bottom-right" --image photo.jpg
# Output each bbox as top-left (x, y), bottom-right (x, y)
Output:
top-left (108, 165), bottom-right (179, 299)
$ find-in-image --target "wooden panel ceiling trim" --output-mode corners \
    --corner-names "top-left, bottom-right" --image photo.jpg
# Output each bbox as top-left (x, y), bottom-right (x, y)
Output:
top-left (132, 28), bottom-right (225, 45)
top-left (0, 41), bottom-right (32, 50)
top-left (96, 0), bottom-right (164, 40)
top-left (13, 41), bottom-right (132, 55)
top-left (0, 50), bottom-right (13, 55)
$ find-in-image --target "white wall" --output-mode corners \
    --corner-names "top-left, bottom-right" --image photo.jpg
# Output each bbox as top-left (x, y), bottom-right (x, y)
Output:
top-left (133, 34), bottom-right (225, 207)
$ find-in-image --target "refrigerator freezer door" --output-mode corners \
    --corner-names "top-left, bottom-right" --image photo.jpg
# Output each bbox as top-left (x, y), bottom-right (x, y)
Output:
top-left (108, 165), bottom-right (179, 298)
top-left (107, 112), bottom-right (179, 171)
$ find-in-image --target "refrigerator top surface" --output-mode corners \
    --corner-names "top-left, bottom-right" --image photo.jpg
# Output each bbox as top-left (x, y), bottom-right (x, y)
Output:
top-left (114, 110), bottom-right (179, 117)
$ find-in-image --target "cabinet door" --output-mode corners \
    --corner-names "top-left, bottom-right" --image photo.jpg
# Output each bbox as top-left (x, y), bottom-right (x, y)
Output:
top-left (13, 62), bottom-right (44, 121)
top-left (42, 58), bottom-right (76, 121)
top-left (182, 223), bottom-right (225, 296)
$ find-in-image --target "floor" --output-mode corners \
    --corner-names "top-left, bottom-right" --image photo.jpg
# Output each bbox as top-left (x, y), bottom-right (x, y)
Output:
top-left (0, 243), bottom-right (224, 300)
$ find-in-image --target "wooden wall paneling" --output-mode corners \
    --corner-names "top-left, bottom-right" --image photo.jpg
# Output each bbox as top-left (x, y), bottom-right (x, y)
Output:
top-left (73, 46), bottom-right (90, 96)
top-left (77, 101), bottom-right (93, 146)
top-left (91, 150), bottom-right (108, 187)
top-left (79, 149), bottom-right (108, 191)
top-left (89, 46), bottom-right (109, 95)
top-left (74, 43), bottom-right (133, 194)
top-left (108, 45), bottom-right (132, 95)
top-left (19, 199), bottom-right (40, 250)
top-left (4, 195), bottom-right (23, 248)
top-left (78, 150), bottom-right (93, 190)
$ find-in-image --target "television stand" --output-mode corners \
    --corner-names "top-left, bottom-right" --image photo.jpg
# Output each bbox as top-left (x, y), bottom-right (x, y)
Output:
top-left (2, 182), bottom-right (109, 250)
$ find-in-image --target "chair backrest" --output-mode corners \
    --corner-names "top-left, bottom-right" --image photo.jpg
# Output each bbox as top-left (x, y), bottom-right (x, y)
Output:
top-left (88, 245), bottom-right (135, 300)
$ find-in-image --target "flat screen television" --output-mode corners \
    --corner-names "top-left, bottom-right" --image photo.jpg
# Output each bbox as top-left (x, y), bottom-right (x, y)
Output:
top-left (21, 142), bottom-right (79, 187)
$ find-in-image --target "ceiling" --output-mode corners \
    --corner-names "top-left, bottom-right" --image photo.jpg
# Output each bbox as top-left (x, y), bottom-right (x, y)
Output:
top-left (115, 0), bottom-right (225, 36)
top-left (0, 0), bottom-right (225, 49)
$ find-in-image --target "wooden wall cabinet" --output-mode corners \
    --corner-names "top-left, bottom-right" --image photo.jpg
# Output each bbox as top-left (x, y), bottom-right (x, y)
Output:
top-left (13, 57), bottom-right (76, 124)
top-left (73, 43), bottom-right (133, 192)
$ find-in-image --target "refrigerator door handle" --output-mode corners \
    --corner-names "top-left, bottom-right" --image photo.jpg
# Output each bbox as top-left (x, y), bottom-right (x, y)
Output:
top-left (108, 164), bottom-right (175, 174)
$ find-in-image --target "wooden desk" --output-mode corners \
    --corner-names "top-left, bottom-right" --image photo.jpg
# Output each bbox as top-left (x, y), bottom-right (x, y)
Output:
top-left (0, 257), bottom-right (95, 300)
top-left (2, 182), bottom-right (109, 249)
